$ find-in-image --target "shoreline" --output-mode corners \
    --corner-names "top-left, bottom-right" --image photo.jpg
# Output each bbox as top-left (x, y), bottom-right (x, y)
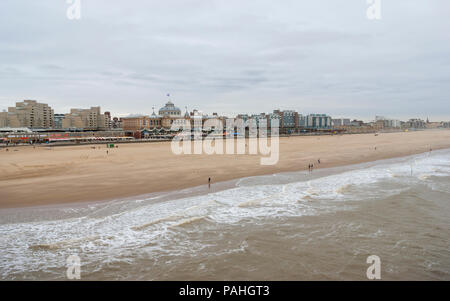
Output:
top-left (1, 147), bottom-right (447, 215)
top-left (1, 130), bottom-right (450, 209)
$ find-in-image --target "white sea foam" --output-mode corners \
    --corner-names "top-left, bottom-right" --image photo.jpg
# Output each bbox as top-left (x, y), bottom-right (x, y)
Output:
top-left (0, 149), bottom-right (449, 279)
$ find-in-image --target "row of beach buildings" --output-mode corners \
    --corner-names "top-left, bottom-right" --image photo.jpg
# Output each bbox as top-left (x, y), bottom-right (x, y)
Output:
top-left (0, 99), bottom-right (449, 143)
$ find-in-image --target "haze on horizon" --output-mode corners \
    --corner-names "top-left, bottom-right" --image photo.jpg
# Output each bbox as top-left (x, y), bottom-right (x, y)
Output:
top-left (0, 0), bottom-right (449, 121)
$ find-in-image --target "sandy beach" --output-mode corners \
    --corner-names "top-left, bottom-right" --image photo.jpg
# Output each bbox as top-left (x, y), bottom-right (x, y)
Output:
top-left (1, 129), bottom-right (450, 209)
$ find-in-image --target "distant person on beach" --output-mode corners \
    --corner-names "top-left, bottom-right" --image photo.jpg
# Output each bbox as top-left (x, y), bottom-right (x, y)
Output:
top-left (208, 177), bottom-right (211, 189)
top-left (318, 159), bottom-right (321, 164)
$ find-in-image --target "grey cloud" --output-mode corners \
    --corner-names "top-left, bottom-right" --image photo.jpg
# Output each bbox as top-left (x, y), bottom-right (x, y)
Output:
top-left (0, 0), bottom-right (449, 121)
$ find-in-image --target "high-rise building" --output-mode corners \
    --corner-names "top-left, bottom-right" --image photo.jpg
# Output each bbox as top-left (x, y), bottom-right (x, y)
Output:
top-left (271, 109), bottom-right (298, 129)
top-left (280, 110), bottom-right (297, 128)
top-left (374, 116), bottom-right (401, 128)
top-left (306, 114), bottom-right (332, 129)
top-left (62, 107), bottom-right (109, 130)
top-left (53, 114), bottom-right (65, 129)
top-left (406, 118), bottom-right (426, 129)
top-left (0, 111), bottom-right (7, 127)
top-left (298, 114), bottom-right (307, 127)
top-left (5, 100), bottom-right (54, 128)
top-left (104, 111), bottom-right (112, 129)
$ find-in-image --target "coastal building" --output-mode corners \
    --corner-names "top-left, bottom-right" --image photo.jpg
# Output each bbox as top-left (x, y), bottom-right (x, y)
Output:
top-left (121, 102), bottom-right (192, 132)
top-left (350, 119), bottom-right (365, 127)
top-left (425, 122), bottom-right (441, 129)
top-left (121, 115), bottom-right (153, 131)
top-left (267, 113), bottom-right (281, 129)
top-left (104, 111), bottom-right (112, 129)
top-left (53, 114), bottom-right (65, 129)
top-left (247, 113), bottom-right (265, 128)
top-left (375, 116), bottom-right (401, 128)
top-left (332, 118), bottom-right (351, 127)
top-left (405, 118), bottom-right (426, 129)
top-left (236, 114), bottom-right (249, 122)
top-left (62, 106), bottom-right (109, 130)
top-left (5, 100), bottom-right (54, 129)
top-left (0, 111), bottom-right (7, 128)
top-left (280, 110), bottom-right (297, 129)
top-left (332, 119), bottom-right (342, 127)
top-left (306, 114), bottom-right (332, 129)
top-left (298, 114), bottom-right (307, 128)
top-left (159, 101), bottom-right (182, 117)
top-left (111, 117), bottom-right (122, 129)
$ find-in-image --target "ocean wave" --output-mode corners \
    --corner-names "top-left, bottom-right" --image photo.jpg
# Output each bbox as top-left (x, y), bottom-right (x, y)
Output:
top-left (169, 216), bottom-right (208, 228)
top-left (2, 149), bottom-right (450, 279)
top-left (131, 215), bottom-right (181, 231)
top-left (28, 235), bottom-right (100, 251)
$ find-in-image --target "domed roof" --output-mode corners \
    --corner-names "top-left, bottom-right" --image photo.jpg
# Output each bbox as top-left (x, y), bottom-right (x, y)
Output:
top-left (159, 101), bottom-right (181, 116)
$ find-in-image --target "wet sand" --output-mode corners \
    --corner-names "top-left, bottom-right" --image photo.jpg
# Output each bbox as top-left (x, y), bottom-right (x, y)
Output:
top-left (1, 130), bottom-right (450, 209)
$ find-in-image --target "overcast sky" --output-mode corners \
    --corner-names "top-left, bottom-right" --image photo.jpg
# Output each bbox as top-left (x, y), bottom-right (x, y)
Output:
top-left (0, 0), bottom-right (449, 121)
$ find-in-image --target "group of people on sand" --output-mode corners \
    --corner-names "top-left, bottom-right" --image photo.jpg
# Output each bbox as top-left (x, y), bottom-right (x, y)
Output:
top-left (308, 159), bottom-right (321, 173)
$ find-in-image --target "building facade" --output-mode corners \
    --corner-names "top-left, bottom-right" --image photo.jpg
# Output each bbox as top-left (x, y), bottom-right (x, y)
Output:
top-left (4, 100), bottom-right (54, 129)
top-left (406, 118), bottom-right (426, 129)
top-left (280, 110), bottom-right (297, 129)
top-left (53, 114), bottom-right (65, 129)
top-left (62, 107), bottom-right (109, 130)
top-left (0, 111), bottom-right (7, 127)
top-left (159, 101), bottom-right (182, 117)
top-left (306, 114), bottom-right (332, 129)
top-left (374, 116), bottom-right (401, 128)
top-left (121, 102), bottom-right (188, 132)
top-left (298, 114), bottom-right (307, 127)
top-left (332, 118), bottom-right (351, 127)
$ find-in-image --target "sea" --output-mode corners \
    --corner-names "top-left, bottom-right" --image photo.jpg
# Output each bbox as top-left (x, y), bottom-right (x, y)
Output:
top-left (0, 149), bottom-right (449, 280)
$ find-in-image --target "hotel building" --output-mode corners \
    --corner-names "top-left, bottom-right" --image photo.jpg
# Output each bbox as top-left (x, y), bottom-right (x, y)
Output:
top-left (62, 107), bottom-right (109, 130)
top-left (1, 100), bottom-right (54, 129)
top-left (121, 101), bottom-right (189, 132)
top-left (0, 111), bottom-right (7, 127)
top-left (306, 114), bottom-right (332, 129)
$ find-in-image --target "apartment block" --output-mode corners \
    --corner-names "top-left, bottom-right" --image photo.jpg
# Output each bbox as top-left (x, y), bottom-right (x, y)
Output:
top-left (62, 107), bottom-right (109, 130)
top-left (4, 100), bottom-right (54, 128)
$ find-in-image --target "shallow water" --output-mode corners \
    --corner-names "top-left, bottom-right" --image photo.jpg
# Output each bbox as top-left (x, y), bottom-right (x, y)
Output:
top-left (1, 149), bottom-right (449, 280)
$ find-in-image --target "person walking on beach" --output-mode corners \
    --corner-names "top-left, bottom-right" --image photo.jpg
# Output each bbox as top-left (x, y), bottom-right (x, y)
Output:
top-left (208, 177), bottom-right (211, 189)
top-left (318, 159), bottom-right (321, 164)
